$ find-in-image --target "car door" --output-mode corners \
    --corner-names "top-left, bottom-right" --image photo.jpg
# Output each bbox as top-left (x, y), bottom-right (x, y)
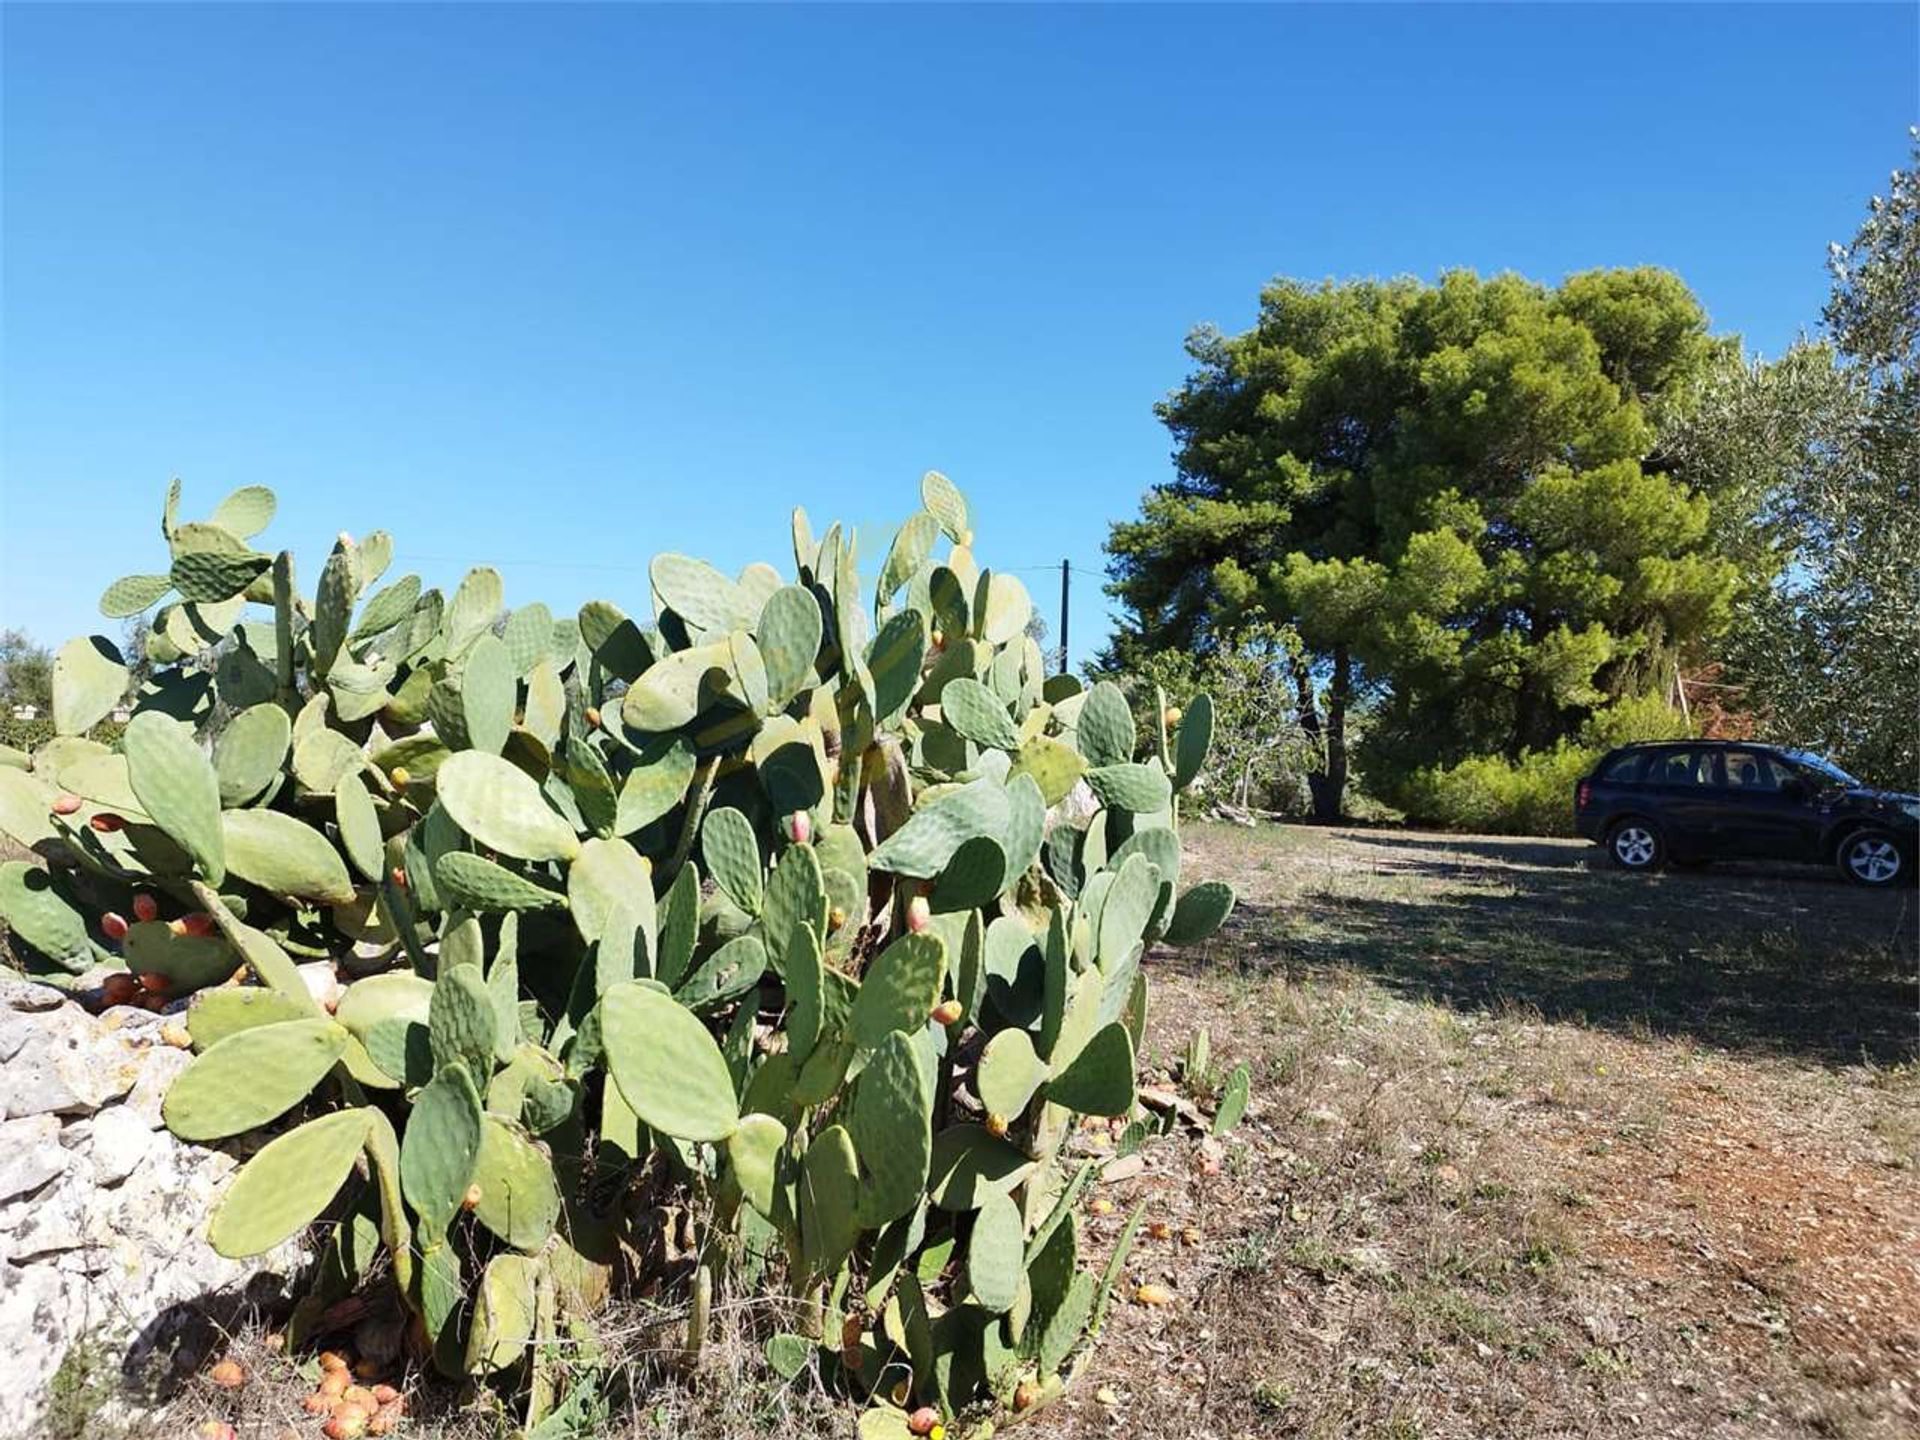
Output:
top-left (1639, 746), bottom-right (1718, 852)
top-left (1740, 750), bottom-right (1828, 861)
top-left (1707, 748), bottom-right (1797, 858)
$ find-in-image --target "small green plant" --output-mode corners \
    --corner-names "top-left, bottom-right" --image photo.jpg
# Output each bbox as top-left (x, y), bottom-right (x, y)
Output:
top-left (0, 474), bottom-right (1237, 1434)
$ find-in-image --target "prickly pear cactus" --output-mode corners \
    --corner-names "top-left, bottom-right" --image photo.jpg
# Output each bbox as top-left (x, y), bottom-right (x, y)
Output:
top-left (0, 473), bottom-right (1237, 1432)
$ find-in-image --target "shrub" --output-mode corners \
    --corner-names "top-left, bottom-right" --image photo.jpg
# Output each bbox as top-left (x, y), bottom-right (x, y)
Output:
top-left (1400, 697), bottom-right (1690, 836)
top-left (1105, 632), bottom-right (1327, 814)
top-left (0, 475), bottom-right (1238, 1434)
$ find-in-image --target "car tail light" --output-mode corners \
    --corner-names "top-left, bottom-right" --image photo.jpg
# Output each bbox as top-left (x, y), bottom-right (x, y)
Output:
top-left (1577, 782), bottom-right (1592, 808)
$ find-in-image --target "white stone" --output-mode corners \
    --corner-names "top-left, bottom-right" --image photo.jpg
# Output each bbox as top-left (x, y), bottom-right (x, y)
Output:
top-left (0, 992), bottom-right (313, 1437)
top-left (88, 1104), bottom-right (159, 1186)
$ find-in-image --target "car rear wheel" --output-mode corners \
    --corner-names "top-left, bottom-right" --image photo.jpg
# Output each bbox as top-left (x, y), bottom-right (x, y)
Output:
top-left (1607, 820), bottom-right (1664, 873)
top-left (1837, 829), bottom-right (1905, 887)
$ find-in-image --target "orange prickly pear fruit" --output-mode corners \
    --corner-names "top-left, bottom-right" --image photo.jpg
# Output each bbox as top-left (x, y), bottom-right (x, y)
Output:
top-left (906, 896), bottom-right (932, 933)
top-left (908, 1406), bottom-right (941, 1435)
top-left (137, 971), bottom-right (170, 994)
top-left (51, 792), bottom-right (82, 815)
top-left (102, 912), bottom-right (130, 941)
top-left (1164, 706), bottom-right (1182, 728)
top-left (90, 812), bottom-right (125, 832)
top-left (179, 912), bottom-right (216, 937)
top-left (585, 707), bottom-right (601, 729)
top-left (930, 999), bottom-right (963, 1026)
top-left (132, 892), bottom-right (159, 922)
top-left (389, 766), bottom-right (410, 787)
top-left (208, 1358), bottom-right (245, 1388)
top-left (787, 811), bottom-right (812, 845)
top-left (985, 1114), bottom-right (1009, 1139)
top-left (461, 1182), bottom-right (483, 1210)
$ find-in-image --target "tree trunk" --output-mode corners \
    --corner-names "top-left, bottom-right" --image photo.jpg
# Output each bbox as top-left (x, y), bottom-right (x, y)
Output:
top-left (1295, 650), bottom-right (1352, 822)
top-left (1319, 647), bottom-right (1351, 821)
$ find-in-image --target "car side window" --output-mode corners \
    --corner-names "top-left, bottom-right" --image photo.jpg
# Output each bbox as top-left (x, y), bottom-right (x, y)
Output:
top-left (1721, 749), bottom-right (1782, 791)
top-left (1600, 752), bottom-right (1645, 783)
top-left (1648, 748), bottom-right (1708, 786)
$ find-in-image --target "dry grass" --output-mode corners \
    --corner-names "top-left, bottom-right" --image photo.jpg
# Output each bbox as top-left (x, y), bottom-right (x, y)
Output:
top-left (1053, 824), bottom-right (1919, 1440)
top-left (44, 823), bottom-right (1920, 1440)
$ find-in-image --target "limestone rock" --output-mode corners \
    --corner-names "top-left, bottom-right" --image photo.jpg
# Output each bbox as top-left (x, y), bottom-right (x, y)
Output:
top-left (0, 979), bottom-right (312, 1437)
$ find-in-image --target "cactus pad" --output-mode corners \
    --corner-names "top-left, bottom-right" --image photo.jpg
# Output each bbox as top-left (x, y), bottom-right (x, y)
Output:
top-left (163, 1017), bottom-right (349, 1141)
top-left (602, 981), bottom-right (740, 1142)
top-left (435, 750), bottom-right (581, 862)
top-left (221, 808), bottom-right (355, 904)
top-left (208, 1108), bottom-right (372, 1258)
top-left (401, 1062), bottom-right (485, 1232)
top-left (124, 711), bottom-right (226, 884)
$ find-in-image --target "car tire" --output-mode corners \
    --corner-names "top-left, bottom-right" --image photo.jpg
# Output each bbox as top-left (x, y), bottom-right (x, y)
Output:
top-left (1606, 818), bottom-right (1664, 873)
top-left (1836, 828), bottom-right (1906, 888)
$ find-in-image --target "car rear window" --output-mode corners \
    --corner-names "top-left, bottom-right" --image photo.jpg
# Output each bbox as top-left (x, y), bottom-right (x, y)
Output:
top-left (1599, 752), bottom-right (1645, 782)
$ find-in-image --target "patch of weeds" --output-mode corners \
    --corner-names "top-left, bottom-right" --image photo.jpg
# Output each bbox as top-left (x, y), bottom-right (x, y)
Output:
top-left (46, 1333), bottom-right (124, 1440)
top-left (1251, 1377), bottom-right (1295, 1413)
top-left (1521, 1236), bottom-right (1561, 1274)
top-left (1578, 1344), bottom-right (1633, 1377)
top-left (1224, 1226), bottom-right (1286, 1274)
top-left (1287, 1237), bottom-right (1352, 1282)
top-left (1404, 1285), bottom-right (1517, 1349)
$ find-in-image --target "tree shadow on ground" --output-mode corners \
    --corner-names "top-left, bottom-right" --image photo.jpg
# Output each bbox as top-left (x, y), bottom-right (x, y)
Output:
top-left (1163, 828), bottom-right (1919, 1069)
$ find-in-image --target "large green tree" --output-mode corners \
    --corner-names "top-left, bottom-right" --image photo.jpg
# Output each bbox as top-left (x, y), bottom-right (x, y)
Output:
top-left (1106, 268), bottom-right (1733, 818)
top-left (1668, 134), bottom-right (1919, 785)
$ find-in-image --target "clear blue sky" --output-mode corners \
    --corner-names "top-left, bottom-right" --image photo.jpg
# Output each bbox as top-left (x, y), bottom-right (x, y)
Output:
top-left (4, 3), bottom-right (1913, 669)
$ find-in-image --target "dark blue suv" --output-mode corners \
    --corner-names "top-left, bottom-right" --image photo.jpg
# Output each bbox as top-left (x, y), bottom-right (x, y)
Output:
top-left (1574, 741), bottom-right (1917, 887)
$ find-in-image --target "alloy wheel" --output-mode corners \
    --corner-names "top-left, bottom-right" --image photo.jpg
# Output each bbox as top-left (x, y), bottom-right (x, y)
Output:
top-left (1845, 836), bottom-right (1902, 884)
top-left (1613, 826), bottom-right (1656, 868)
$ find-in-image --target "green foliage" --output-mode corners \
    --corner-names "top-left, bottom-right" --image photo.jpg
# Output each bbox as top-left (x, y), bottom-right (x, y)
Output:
top-left (1665, 138), bottom-right (1919, 787)
top-left (0, 475), bottom-right (1237, 1432)
top-left (1400, 696), bottom-right (1689, 835)
top-left (1107, 268), bottom-right (1734, 818)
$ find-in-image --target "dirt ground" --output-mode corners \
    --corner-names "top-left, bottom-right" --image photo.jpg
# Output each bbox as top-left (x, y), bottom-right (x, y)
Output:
top-left (55, 823), bottom-right (1920, 1440)
top-left (1050, 823), bottom-right (1919, 1440)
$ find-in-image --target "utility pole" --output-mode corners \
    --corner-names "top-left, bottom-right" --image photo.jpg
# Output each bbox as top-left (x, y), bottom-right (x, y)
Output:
top-left (1058, 560), bottom-right (1071, 675)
